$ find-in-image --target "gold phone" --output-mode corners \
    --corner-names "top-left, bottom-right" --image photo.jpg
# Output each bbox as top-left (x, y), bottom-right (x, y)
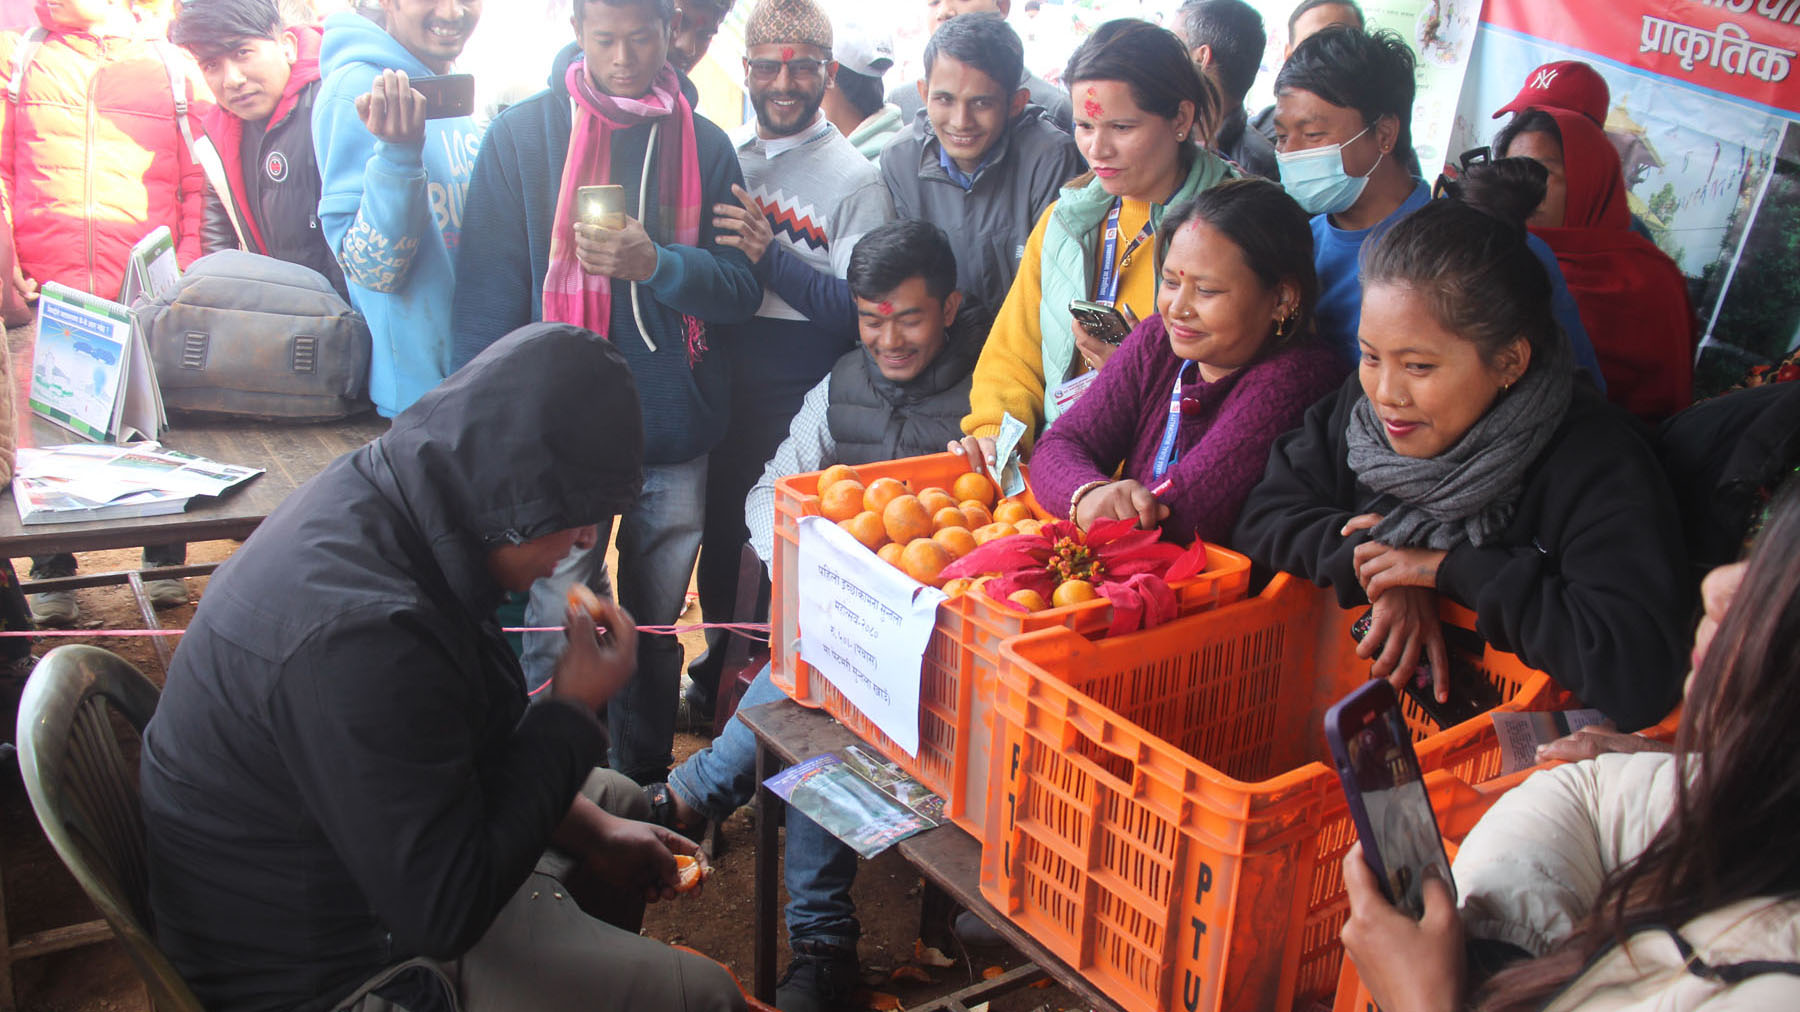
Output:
top-left (578, 184), bottom-right (627, 229)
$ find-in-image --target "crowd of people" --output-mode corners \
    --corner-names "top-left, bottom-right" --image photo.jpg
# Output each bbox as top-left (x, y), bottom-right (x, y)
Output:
top-left (2, 0), bottom-right (1797, 1010)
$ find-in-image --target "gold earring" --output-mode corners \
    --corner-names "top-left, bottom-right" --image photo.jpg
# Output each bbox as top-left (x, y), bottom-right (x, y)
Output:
top-left (1274, 312), bottom-right (1295, 340)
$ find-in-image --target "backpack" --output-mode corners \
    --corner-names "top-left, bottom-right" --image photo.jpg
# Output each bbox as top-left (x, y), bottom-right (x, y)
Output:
top-left (133, 251), bottom-right (373, 422)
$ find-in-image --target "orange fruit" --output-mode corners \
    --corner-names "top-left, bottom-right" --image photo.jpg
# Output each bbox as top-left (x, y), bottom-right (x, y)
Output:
top-left (1015, 518), bottom-right (1043, 537)
top-left (863, 477), bottom-right (909, 515)
top-left (820, 479), bottom-right (866, 522)
top-left (1052, 579), bottom-right (1098, 607)
top-left (973, 521), bottom-right (1019, 545)
top-left (882, 494), bottom-right (934, 544)
top-left (933, 525), bottom-right (977, 558)
top-left (943, 577), bottom-right (974, 597)
top-left (839, 510), bottom-right (886, 551)
top-left (960, 502), bottom-right (992, 529)
top-left (932, 505), bottom-right (968, 531)
top-left (673, 853), bottom-right (706, 892)
top-left (994, 499), bottom-right (1034, 525)
top-left (817, 463), bottom-right (861, 498)
top-left (877, 542), bottom-right (906, 568)
top-left (953, 471), bottom-right (997, 508)
top-left (918, 487), bottom-right (957, 515)
top-left (1008, 588), bottom-right (1048, 612)
top-left (901, 538), bottom-right (955, 587)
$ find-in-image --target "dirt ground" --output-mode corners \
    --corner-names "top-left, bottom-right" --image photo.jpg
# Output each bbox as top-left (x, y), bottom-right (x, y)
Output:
top-left (0, 539), bottom-right (1073, 1012)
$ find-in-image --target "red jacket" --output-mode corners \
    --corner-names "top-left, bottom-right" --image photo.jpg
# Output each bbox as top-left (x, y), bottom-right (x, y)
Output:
top-left (0, 14), bottom-right (210, 299)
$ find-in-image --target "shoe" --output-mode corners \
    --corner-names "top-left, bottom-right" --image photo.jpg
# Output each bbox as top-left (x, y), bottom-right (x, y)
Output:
top-left (675, 673), bottom-right (715, 735)
top-left (952, 908), bottom-right (1008, 950)
top-left (775, 940), bottom-right (860, 1012)
top-left (143, 578), bottom-right (188, 609)
top-left (28, 590), bottom-right (78, 628)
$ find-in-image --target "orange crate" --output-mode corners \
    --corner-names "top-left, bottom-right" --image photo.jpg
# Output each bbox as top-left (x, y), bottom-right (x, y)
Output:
top-left (979, 573), bottom-right (1578, 1012)
top-left (769, 452), bottom-right (1252, 836)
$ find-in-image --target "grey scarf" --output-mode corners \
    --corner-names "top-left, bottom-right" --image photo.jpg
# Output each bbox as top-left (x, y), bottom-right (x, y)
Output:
top-left (1345, 335), bottom-right (1573, 550)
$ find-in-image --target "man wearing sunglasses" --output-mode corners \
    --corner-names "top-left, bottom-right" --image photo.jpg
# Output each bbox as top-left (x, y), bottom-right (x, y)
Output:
top-left (685, 0), bottom-right (893, 730)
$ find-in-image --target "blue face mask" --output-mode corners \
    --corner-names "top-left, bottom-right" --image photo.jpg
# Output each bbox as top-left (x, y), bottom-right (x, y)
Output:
top-left (1277, 126), bottom-right (1383, 216)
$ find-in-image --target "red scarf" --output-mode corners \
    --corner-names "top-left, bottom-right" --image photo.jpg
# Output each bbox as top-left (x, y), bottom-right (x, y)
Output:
top-left (1529, 108), bottom-right (1695, 420)
top-left (544, 60), bottom-right (706, 364)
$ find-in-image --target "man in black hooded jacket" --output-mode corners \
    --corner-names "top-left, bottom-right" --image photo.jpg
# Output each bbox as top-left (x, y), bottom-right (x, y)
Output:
top-left (139, 323), bottom-right (744, 1012)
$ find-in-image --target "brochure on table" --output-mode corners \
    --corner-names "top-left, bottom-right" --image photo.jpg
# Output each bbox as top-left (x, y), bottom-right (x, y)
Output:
top-left (11, 443), bottom-right (264, 525)
top-left (120, 226), bottom-right (179, 308)
top-left (794, 514), bottom-right (945, 757)
top-left (763, 745), bottom-right (945, 857)
top-left (28, 282), bottom-right (166, 443)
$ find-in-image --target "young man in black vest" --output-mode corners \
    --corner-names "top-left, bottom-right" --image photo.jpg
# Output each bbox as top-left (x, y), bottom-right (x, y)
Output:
top-left (650, 219), bottom-right (981, 1012)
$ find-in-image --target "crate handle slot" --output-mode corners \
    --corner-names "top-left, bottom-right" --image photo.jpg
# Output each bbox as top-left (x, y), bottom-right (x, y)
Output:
top-left (1064, 706), bottom-right (1140, 793)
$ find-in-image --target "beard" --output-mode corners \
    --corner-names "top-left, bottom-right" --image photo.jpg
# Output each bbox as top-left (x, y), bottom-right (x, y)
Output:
top-left (751, 86), bottom-right (825, 137)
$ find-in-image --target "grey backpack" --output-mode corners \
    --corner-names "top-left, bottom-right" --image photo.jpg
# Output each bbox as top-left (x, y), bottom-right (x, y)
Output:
top-left (134, 251), bottom-right (372, 421)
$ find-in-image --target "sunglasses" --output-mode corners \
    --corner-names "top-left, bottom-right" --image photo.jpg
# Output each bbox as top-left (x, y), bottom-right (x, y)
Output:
top-left (1433, 145), bottom-right (1493, 200)
top-left (746, 58), bottom-right (825, 83)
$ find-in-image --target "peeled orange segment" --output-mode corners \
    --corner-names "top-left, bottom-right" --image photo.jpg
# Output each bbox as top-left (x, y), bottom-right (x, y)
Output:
top-left (567, 583), bottom-right (606, 620)
top-left (673, 853), bottom-right (706, 892)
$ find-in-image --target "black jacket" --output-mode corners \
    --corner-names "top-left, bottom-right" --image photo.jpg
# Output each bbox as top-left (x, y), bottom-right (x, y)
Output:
top-left (140, 324), bottom-right (645, 1012)
top-left (202, 76), bottom-right (349, 300)
top-left (1233, 375), bottom-right (1690, 731)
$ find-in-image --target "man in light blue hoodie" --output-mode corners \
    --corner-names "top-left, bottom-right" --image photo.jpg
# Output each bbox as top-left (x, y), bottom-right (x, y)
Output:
top-left (313, 0), bottom-right (485, 417)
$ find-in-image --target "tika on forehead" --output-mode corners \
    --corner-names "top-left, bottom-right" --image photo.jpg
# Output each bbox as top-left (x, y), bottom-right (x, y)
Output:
top-left (878, 300), bottom-right (895, 316)
top-left (781, 45), bottom-right (794, 60)
top-left (1083, 86), bottom-right (1103, 121)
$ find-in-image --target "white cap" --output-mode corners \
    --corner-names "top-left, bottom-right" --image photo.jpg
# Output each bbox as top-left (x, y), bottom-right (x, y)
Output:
top-left (833, 14), bottom-right (895, 78)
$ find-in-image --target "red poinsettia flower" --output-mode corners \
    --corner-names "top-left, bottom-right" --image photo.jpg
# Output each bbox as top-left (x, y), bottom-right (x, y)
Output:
top-left (939, 518), bottom-right (1210, 634)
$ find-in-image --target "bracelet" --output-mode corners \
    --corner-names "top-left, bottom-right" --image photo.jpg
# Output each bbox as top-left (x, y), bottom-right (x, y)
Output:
top-left (1068, 480), bottom-right (1109, 520)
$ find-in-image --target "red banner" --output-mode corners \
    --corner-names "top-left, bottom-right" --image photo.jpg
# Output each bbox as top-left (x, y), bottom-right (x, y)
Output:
top-left (1483, 0), bottom-right (1800, 115)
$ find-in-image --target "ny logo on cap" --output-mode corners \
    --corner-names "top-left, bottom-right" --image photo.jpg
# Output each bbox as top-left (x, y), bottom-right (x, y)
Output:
top-left (1530, 68), bottom-right (1560, 90)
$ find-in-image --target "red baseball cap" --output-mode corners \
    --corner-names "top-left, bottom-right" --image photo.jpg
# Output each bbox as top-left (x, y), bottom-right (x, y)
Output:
top-left (1491, 61), bottom-right (1610, 124)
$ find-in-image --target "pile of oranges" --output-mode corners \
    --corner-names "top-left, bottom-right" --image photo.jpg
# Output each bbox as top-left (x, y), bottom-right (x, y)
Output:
top-left (816, 465), bottom-right (1046, 598)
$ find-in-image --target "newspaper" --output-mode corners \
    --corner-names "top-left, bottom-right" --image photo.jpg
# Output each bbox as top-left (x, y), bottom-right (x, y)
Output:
top-left (12, 443), bottom-right (264, 525)
top-left (763, 745), bottom-right (945, 857)
top-left (1490, 708), bottom-right (1610, 775)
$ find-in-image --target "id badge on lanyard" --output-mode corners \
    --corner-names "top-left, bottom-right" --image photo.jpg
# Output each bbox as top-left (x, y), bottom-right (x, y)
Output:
top-left (1094, 199), bottom-right (1155, 309)
top-left (1150, 363), bottom-right (1194, 482)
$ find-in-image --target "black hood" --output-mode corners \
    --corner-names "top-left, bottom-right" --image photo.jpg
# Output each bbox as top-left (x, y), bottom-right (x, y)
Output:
top-left (373, 322), bottom-right (644, 613)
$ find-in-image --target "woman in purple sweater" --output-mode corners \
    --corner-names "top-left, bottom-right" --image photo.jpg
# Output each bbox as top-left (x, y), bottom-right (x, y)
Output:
top-left (1032, 178), bottom-right (1347, 544)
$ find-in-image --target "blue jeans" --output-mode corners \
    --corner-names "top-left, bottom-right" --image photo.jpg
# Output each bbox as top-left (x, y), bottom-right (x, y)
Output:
top-left (667, 663), bottom-right (860, 949)
top-left (522, 455), bottom-right (708, 784)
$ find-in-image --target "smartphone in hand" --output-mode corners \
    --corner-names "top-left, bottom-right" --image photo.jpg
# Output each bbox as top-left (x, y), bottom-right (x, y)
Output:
top-left (1350, 612), bottom-right (1502, 729)
top-left (412, 73), bottom-right (475, 120)
top-left (1068, 299), bottom-right (1132, 345)
top-left (1325, 679), bottom-right (1454, 919)
top-left (578, 184), bottom-right (627, 230)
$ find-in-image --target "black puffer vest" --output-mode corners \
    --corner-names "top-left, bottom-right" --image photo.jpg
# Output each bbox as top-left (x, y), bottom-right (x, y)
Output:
top-left (826, 314), bottom-right (983, 466)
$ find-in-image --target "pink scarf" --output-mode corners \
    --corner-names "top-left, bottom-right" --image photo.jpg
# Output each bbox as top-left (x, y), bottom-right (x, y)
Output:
top-left (544, 60), bottom-right (707, 364)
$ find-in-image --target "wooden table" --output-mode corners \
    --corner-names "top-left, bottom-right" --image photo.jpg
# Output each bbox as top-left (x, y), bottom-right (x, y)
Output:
top-left (2, 412), bottom-right (389, 558)
top-left (737, 699), bottom-right (1125, 1012)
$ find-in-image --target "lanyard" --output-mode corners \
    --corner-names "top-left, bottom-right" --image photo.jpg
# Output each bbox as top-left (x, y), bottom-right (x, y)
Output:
top-left (1150, 363), bottom-right (1193, 481)
top-left (1095, 199), bottom-right (1155, 308)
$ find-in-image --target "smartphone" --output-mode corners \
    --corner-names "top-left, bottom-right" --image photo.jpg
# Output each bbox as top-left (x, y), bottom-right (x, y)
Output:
top-left (1324, 679), bottom-right (1455, 919)
top-left (1068, 299), bottom-right (1131, 345)
top-left (1351, 611), bottom-right (1501, 730)
top-left (412, 73), bottom-right (475, 120)
top-left (577, 184), bottom-right (627, 230)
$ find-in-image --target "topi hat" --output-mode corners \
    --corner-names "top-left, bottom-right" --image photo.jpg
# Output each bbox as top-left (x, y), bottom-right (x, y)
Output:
top-left (744, 0), bottom-right (833, 53)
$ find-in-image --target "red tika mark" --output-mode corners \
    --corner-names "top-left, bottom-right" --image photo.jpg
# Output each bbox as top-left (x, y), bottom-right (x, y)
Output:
top-left (878, 300), bottom-right (895, 316)
top-left (781, 46), bottom-right (795, 60)
top-left (1083, 87), bottom-right (1104, 120)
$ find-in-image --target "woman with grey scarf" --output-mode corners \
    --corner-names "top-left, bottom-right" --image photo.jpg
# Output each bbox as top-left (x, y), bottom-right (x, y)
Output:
top-left (1233, 196), bottom-right (1690, 733)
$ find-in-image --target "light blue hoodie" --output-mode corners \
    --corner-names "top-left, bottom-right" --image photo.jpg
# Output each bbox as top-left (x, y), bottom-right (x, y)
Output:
top-left (313, 12), bottom-right (483, 417)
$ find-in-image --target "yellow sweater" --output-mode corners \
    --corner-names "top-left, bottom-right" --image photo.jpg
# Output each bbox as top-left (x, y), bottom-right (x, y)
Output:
top-left (962, 198), bottom-right (1160, 447)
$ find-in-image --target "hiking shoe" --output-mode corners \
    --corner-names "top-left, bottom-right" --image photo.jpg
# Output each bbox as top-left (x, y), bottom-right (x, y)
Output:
top-left (143, 578), bottom-right (188, 609)
top-left (28, 590), bottom-right (78, 628)
top-left (775, 940), bottom-right (860, 1012)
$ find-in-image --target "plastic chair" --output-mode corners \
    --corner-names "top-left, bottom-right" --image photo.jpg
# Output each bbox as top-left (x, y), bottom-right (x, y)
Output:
top-left (14, 645), bottom-right (204, 1012)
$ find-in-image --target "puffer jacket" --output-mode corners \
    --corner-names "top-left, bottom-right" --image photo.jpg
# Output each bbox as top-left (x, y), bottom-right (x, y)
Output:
top-left (1455, 752), bottom-right (1800, 1009)
top-left (0, 14), bottom-right (208, 298)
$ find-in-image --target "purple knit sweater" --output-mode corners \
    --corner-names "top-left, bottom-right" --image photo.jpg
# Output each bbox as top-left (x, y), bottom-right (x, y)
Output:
top-left (1031, 314), bottom-right (1348, 544)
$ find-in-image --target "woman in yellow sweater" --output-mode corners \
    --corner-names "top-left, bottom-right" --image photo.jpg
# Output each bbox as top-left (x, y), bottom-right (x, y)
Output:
top-left (951, 18), bottom-right (1237, 471)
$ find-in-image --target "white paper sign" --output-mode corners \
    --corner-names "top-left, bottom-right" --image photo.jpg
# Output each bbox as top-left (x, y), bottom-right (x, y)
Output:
top-left (795, 515), bottom-right (946, 756)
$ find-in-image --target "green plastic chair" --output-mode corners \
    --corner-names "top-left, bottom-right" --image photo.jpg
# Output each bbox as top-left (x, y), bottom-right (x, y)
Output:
top-left (14, 645), bottom-right (204, 1012)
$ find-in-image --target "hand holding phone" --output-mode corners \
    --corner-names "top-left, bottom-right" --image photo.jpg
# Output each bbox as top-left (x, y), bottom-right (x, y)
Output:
top-left (1325, 679), bottom-right (1454, 920)
top-left (578, 184), bottom-right (627, 230)
top-left (1068, 299), bottom-right (1132, 345)
top-left (1351, 611), bottom-right (1500, 729)
top-left (412, 73), bottom-right (476, 120)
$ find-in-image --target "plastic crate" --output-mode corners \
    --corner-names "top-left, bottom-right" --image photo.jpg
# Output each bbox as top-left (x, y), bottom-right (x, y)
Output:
top-left (978, 573), bottom-right (1579, 1012)
top-left (769, 452), bottom-right (1252, 835)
